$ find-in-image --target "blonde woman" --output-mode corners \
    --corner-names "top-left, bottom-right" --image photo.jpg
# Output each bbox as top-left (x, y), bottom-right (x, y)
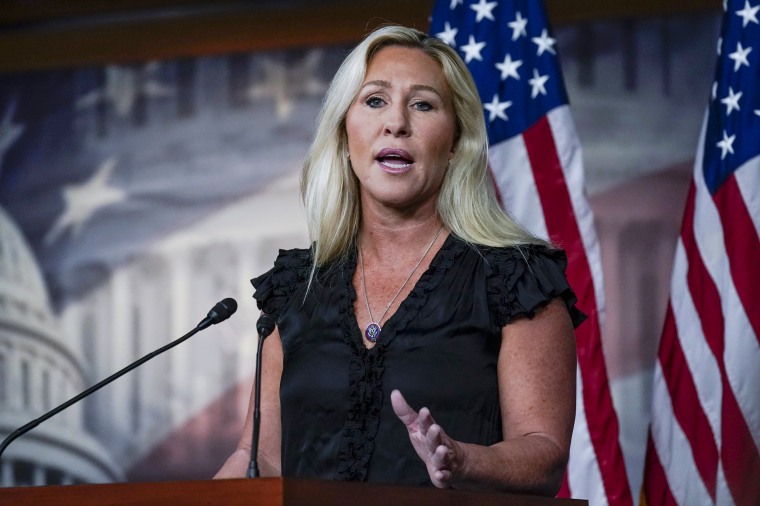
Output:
top-left (216, 25), bottom-right (582, 495)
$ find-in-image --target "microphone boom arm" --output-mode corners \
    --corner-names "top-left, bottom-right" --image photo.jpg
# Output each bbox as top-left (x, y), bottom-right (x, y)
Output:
top-left (0, 297), bottom-right (238, 462)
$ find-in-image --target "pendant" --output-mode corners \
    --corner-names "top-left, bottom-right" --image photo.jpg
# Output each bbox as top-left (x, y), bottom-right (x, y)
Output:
top-left (365, 322), bottom-right (381, 342)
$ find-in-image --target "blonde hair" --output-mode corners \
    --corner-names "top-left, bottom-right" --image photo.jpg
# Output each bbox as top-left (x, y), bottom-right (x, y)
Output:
top-left (300, 25), bottom-right (544, 270)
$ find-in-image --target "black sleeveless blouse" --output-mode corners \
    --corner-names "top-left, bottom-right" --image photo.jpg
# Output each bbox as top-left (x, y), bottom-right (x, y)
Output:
top-left (251, 234), bottom-right (585, 487)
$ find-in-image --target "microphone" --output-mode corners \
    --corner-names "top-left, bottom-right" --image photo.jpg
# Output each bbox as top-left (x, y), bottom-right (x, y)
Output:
top-left (197, 297), bottom-right (238, 330)
top-left (247, 313), bottom-right (276, 478)
top-left (0, 297), bottom-right (238, 462)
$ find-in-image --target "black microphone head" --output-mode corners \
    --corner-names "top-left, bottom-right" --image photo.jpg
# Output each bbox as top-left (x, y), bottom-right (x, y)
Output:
top-left (256, 313), bottom-right (276, 338)
top-left (207, 298), bottom-right (238, 324)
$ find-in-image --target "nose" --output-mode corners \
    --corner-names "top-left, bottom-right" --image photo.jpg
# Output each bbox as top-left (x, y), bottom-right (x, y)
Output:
top-left (383, 103), bottom-right (410, 137)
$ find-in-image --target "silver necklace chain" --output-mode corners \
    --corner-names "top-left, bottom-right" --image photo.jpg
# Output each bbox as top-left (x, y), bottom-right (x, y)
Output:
top-left (359, 226), bottom-right (444, 342)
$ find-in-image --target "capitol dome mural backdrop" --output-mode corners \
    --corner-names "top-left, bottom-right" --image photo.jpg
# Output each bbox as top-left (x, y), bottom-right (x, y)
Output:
top-left (0, 8), bottom-right (720, 498)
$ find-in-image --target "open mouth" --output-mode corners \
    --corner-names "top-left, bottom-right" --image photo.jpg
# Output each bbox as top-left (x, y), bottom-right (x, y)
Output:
top-left (376, 149), bottom-right (414, 173)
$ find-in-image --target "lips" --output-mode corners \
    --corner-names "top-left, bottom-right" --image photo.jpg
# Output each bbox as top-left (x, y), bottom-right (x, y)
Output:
top-left (376, 148), bottom-right (414, 174)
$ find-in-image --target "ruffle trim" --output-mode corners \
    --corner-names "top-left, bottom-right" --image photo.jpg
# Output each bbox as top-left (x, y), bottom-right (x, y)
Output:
top-left (482, 244), bottom-right (586, 328)
top-left (335, 234), bottom-right (467, 481)
top-left (250, 247), bottom-right (312, 319)
top-left (251, 239), bottom-right (584, 481)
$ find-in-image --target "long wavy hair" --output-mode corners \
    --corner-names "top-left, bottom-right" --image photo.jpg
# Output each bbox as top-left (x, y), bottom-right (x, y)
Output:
top-left (301, 25), bottom-right (545, 272)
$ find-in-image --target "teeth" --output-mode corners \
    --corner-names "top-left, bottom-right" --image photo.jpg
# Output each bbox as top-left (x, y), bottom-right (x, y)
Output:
top-left (377, 153), bottom-right (412, 170)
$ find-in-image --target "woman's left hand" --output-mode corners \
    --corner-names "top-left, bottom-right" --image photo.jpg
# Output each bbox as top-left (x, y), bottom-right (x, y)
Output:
top-left (391, 389), bottom-right (463, 488)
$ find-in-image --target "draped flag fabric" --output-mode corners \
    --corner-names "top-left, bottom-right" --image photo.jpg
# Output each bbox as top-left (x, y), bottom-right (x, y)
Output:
top-left (643, 1), bottom-right (760, 505)
top-left (430, 1), bottom-right (632, 504)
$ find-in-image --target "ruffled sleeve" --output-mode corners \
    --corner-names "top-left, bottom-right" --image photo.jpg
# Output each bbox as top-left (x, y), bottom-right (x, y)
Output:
top-left (251, 247), bottom-right (312, 318)
top-left (484, 244), bottom-right (586, 328)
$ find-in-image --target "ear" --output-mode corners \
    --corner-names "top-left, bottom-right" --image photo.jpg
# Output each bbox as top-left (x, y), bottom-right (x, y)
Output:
top-left (450, 125), bottom-right (460, 157)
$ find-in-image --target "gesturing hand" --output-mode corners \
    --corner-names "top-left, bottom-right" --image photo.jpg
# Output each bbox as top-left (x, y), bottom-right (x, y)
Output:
top-left (390, 389), bottom-right (463, 488)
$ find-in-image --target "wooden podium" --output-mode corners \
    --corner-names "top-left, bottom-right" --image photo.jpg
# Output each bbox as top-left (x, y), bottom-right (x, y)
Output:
top-left (1, 477), bottom-right (587, 505)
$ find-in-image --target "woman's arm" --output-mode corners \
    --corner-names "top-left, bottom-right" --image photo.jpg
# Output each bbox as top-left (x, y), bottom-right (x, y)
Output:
top-left (392, 297), bottom-right (577, 494)
top-left (214, 326), bottom-right (284, 478)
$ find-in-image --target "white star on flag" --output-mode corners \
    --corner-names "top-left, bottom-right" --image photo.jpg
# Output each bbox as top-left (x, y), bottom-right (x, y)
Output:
top-left (532, 29), bottom-right (557, 56)
top-left (728, 41), bottom-right (752, 71)
top-left (437, 22), bottom-right (458, 46)
top-left (450, 0), bottom-right (463, 9)
top-left (528, 68), bottom-right (549, 98)
top-left (736, 0), bottom-right (760, 26)
top-left (470, 0), bottom-right (498, 22)
top-left (483, 94), bottom-right (512, 122)
top-left (44, 157), bottom-right (127, 245)
top-left (507, 11), bottom-right (528, 41)
top-left (716, 130), bottom-right (736, 159)
top-left (495, 54), bottom-right (522, 80)
top-left (461, 35), bottom-right (486, 63)
top-left (720, 87), bottom-right (743, 114)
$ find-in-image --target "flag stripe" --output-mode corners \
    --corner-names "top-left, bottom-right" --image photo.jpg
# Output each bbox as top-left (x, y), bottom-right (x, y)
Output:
top-left (650, 359), bottom-right (716, 505)
top-left (488, 135), bottom-right (549, 240)
top-left (522, 116), bottom-right (574, 247)
top-left (522, 116), bottom-right (632, 505)
top-left (546, 108), bottom-right (606, 310)
top-left (733, 157), bottom-right (760, 236)
top-left (564, 366), bottom-right (607, 505)
top-left (658, 304), bottom-right (718, 499)
top-left (644, 433), bottom-right (678, 506)
top-left (670, 235), bottom-right (724, 444)
top-left (720, 372), bottom-right (760, 506)
top-left (682, 184), bottom-right (726, 364)
top-left (712, 174), bottom-right (760, 343)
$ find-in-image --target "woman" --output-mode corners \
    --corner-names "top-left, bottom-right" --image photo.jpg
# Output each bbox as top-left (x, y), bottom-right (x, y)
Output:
top-left (215, 25), bottom-right (582, 495)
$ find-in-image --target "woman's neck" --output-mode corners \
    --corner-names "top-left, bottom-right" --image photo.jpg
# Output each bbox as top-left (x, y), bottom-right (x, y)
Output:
top-left (356, 190), bottom-right (448, 260)
top-left (358, 215), bottom-right (445, 260)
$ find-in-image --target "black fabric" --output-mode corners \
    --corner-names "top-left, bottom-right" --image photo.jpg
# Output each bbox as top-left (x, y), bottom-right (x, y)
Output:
top-left (251, 234), bottom-right (585, 487)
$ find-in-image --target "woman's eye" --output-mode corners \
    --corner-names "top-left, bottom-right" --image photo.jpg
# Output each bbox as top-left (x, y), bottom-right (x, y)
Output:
top-left (413, 101), bottom-right (432, 111)
top-left (366, 96), bottom-right (385, 108)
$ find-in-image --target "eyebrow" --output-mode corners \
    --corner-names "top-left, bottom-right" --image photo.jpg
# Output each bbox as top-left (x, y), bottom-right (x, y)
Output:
top-left (359, 80), bottom-right (444, 99)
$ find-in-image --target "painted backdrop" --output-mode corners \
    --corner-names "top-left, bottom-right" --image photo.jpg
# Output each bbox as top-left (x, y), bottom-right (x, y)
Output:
top-left (0, 11), bottom-right (718, 497)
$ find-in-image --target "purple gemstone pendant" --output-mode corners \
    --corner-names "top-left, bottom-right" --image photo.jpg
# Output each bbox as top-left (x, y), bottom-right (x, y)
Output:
top-left (365, 322), bottom-right (381, 342)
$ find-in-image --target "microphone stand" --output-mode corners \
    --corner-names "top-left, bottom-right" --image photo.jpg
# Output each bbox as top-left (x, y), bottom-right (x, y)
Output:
top-left (0, 298), bottom-right (237, 461)
top-left (247, 314), bottom-right (275, 478)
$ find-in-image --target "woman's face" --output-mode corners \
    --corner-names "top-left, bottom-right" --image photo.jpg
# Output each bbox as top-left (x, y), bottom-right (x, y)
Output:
top-left (345, 45), bottom-right (457, 215)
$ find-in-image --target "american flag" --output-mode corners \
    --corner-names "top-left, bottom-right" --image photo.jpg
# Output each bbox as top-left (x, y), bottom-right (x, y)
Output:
top-left (430, 1), bottom-right (632, 504)
top-left (643, 1), bottom-right (760, 505)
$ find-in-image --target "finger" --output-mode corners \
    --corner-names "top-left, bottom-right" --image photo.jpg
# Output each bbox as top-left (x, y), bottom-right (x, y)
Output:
top-left (431, 449), bottom-right (453, 489)
top-left (390, 390), bottom-right (418, 427)
top-left (433, 468), bottom-right (453, 487)
top-left (418, 407), bottom-right (434, 435)
top-left (432, 443), bottom-right (451, 469)
top-left (424, 423), bottom-right (443, 452)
